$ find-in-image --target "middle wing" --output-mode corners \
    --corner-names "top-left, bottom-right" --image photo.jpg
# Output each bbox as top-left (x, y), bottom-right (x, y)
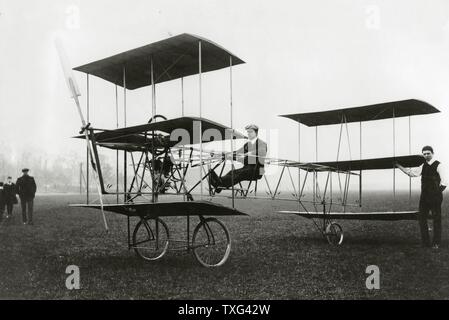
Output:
top-left (271, 154), bottom-right (423, 172)
top-left (311, 155), bottom-right (424, 171)
top-left (74, 116), bottom-right (245, 150)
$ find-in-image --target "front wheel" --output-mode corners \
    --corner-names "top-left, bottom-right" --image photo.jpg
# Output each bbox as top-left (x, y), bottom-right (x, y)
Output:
top-left (192, 218), bottom-right (231, 267)
top-left (132, 217), bottom-right (170, 261)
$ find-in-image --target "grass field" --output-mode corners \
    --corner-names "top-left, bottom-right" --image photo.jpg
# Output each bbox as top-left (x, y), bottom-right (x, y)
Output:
top-left (0, 192), bottom-right (448, 299)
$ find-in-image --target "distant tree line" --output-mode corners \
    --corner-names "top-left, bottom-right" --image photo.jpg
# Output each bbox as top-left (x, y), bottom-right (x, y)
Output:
top-left (0, 141), bottom-right (116, 193)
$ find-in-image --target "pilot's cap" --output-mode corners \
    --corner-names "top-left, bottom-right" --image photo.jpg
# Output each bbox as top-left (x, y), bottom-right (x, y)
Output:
top-left (22, 168), bottom-right (29, 173)
top-left (244, 124), bottom-right (259, 132)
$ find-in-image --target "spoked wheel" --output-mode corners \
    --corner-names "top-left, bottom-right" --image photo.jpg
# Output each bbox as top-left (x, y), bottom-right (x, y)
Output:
top-left (132, 217), bottom-right (170, 261)
top-left (325, 222), bottom-right (344, 245)
top-left (192, 217), bottom-right (231, 267)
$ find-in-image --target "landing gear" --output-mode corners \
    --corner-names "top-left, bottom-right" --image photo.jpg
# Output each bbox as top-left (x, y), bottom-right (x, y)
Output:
top-left (325, 222), bottom-right (344, 245)
top-left (192, 217), bottom-right (231, 267)
top-left (130, 215), bottom-right (232, 267)
top-left (132, 217), bottom-right (170, 261)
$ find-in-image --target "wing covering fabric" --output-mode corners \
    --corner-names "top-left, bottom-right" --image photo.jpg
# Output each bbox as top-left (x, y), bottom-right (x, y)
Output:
top-left (73, 33), bottom-right (245, 90)
top-left (279, 210), bottom-right (419, 221)
top-left (70, 201), bottom-right (248, 217)
top-left (275, 155), bottom-right (424, 172)
top-left (74, 117), bottom-right (245, 149)
top-left (280, 99), bottom-right (439, 127)
top-left (313, 155), bottom-right (424, 171)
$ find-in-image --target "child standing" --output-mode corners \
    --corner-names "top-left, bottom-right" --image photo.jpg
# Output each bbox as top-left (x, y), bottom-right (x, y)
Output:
top-left (3, 177), bottom-right (18, 219)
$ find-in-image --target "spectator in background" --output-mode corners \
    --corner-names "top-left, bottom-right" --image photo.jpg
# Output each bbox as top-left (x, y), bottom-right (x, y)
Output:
top-left (16, 168), bottom-right (37, 225)
top-left (3, 176), bottom-right (18, 219)
top-left (0, 182), bottom-right (5, 222)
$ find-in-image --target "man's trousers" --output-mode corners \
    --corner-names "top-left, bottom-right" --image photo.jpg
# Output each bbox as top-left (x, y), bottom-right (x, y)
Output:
top-left (20, 198), bottom-right (34, 224)
top-left (419, 194), bottom-right (442, 246)
top-left (219, 166), bottom-right (262, 188)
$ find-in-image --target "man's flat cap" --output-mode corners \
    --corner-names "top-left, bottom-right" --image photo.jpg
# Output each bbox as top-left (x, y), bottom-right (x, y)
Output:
top-left (22, 168), bottom-right (29, 172)
top-left (245, 124), bottom-right (259, 131)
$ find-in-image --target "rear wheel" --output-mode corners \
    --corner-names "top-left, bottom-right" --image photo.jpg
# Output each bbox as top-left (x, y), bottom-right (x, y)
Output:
top-left (132, 217), bottom-right (169, 261)
top-left (325, 222), bottom-right (344, 245)
top-left (192, 218), bottom-right (231, 267)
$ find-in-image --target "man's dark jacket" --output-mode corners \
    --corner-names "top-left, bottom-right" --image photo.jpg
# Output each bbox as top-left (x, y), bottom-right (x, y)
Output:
top-left (234, 139), bottom-right (268, 176)
top-left (3, 183), bottom-right (18, 204)
top-left (16, 176), bottom-right (37, 200)
top-left (421, 160), bottom-right (442, 204)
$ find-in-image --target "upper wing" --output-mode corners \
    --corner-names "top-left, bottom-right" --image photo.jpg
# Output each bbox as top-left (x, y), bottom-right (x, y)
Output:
top-left (280, 99), bottom-right (439, 127)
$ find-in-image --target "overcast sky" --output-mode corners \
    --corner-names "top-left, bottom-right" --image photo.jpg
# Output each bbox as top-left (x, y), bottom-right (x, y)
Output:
top-left (1, 0), bottom-right (449, 191)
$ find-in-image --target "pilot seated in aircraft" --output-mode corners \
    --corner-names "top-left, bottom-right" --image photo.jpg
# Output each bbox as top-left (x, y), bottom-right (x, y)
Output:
top-left (152, 155), bottom-right (174, 193)
top-left (396, 145), bottom-right (447, 249)
top-left (209, 124), bottom-right (267, 193)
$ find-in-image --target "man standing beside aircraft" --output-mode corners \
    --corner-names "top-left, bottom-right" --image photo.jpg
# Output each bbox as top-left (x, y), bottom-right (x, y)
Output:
top-left (396, 146), bottom-right (446, 249)
top-left (16, 168), bottom-right (37, 225)
top-left (209, 124), bottom-right (267, 193)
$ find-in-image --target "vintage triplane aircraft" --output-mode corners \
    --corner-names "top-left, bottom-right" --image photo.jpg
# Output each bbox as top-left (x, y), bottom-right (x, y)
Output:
top-left (57, 33), bottom-right (440, 267)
